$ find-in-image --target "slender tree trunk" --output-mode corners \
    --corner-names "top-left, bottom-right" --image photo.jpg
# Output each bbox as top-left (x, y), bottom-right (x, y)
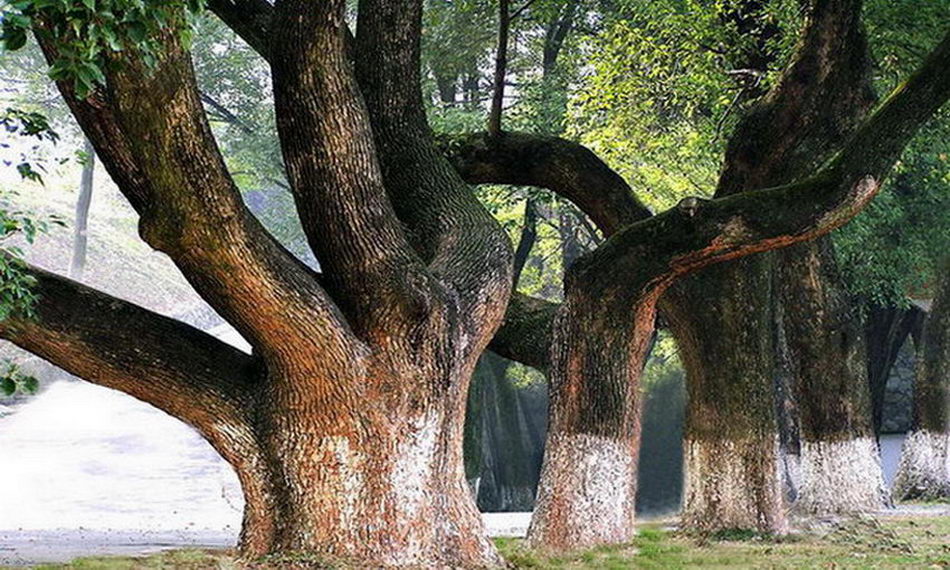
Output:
top-left (777, 240), bottom-right (889, 514)
top-left (488, 0), bottom-right (510, 136)
top-left (69, 138), bottom-right (95, 281)
top-left (893, 266), bottom-right (950, 500)
top-left (665, 256), bottom-right (787, 533)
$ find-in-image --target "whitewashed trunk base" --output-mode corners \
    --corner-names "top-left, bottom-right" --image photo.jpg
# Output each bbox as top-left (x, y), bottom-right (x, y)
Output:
top-left (794, 437), bottom-right (889, 515)
top-left (527, 433), bottom-right (636, 549)
top-left (681, 437), bottom-right (788, 533)
top-left (892, 430), bottom-right (950, 500)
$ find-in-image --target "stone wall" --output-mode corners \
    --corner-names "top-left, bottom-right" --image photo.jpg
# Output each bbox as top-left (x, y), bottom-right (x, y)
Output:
top-left (880, 337), bottom-right (916, 434)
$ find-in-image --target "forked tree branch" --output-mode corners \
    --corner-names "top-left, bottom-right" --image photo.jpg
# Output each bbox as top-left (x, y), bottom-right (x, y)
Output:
top-left (575, 29), bottom-right (950, 296)
top-left (271, 0), bottom-right (435, 338)
top-left (35, 25), bottom-right (359, 361)
top-left (354, 0), bottom-right (514, 348)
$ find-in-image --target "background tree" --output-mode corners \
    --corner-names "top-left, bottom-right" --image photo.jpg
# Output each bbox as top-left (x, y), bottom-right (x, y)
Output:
top-left (892, 262), bottom-right (950, 499)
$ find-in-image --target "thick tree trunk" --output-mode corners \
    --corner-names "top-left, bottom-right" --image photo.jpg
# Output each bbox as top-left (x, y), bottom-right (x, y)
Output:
top-left (232, 377), bottom-right (500, 567)
top-left (527, 298), bottom-right (654, 550)
top-left (893, 267), bottom-right (950, 500)
top-left (777, 240), bottom-right (889, 514)
top-left (663, 0), bottom-right (879, 530)
top-left (665, 257), bottom-right (787, 534)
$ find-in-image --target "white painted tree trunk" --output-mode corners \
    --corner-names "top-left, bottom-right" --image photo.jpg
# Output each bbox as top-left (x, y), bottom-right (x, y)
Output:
top-left (527, 433), bottom-right (637, 549)
top-left (681, 436), bottom-right (788, 533)
top-left (794, 437), bottom-right (890, 515)
top-left (892, 430), bottom-right (950, 500)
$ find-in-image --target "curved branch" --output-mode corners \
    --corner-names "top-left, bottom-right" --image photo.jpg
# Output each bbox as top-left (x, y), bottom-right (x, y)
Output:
top-left (573, 28), bottom-right (950, 296)
top-left (0, 265), bottom-right (277, 539)
top-left (441, 132), bottom-right (652, 236)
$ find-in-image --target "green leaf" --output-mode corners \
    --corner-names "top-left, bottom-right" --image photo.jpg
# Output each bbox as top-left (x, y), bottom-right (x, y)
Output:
top-left (21, 376), bottom-right (39, 394)
top-left (0, 378), bottom-right (15, 397)
top-left (2, 28), bottom-right (28, 51)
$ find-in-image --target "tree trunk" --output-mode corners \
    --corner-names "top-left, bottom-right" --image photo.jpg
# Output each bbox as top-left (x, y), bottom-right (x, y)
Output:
top-left (662, 0), bottom-right (879, 529)
top-left (230, 374), bottom-right (501, 567)
top-left (527, 297), bottom-right (654, 550)
top-left (69, 137), bottom-right (95, 281)
top-left (665, 256), bottom-right (787, 534)
top-left (893, 266), bottom-right (950, 500)
top-left (777, 240), bottom-right (889, 514)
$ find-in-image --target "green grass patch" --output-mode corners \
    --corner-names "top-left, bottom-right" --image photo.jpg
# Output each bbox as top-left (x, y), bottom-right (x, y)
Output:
top-left (19, 514), bottom-right (950, 569)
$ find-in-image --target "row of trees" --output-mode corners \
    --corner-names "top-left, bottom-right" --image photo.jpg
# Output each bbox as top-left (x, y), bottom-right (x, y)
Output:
top-left (0, 0), bottom-right (948, 567)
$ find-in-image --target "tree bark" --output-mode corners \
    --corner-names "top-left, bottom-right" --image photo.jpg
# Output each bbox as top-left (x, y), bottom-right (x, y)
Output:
top-left (664, 257), bottom-right (786, 534)
top-left (663, 0), bottom-right (880, 531)
top-left (26, 2), bottom-right (513, 565)
top-left (528, 293), bottom-right (655, 549)
top-left (777, 240), bottom-right (889, 514)
top-left (893, 265), bottom-right (950, 500)
top-left (69, 137), bottom-right (94, 281)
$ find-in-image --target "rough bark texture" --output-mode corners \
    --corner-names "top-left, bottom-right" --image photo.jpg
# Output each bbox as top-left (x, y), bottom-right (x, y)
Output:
top-left (25, 1), bottom-right (512, 565)
top-left (447, 24), bottom-right (949, 544)
top-left (664, 0), bottom-right (880, 531)
top-left (778, 240), bottom-right (890, 513)
top-left (527, 294), bottom-right (655, 549)
top-left (795, 438), bottom-right (889, 514)
top-left (893, 266), bottom-right (950, 500)
top-left (665, 258), bottom-right (786, 533)
top-left (7, 0), bottom-right (949, 564)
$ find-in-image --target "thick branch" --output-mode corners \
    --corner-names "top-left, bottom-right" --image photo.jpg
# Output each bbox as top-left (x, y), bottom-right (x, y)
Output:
top-left (271, 0), bottom-right (433, 337)
top-left (0, 265), bottom-right (256, 430)
top-left (573, 28), bottom-right (950, 296)
top-left (354, 0), bottom-right (513, 347)
top-left (0, 265), bottom-right (275, 528)
top-left (717, 0), bottom-right (874, 195)
top-left (489, 292), bottom-right (557, 370)
top-left (35, 25), bottom-right (358, 361)
top-left (442, 132), bottom-right (652, 236)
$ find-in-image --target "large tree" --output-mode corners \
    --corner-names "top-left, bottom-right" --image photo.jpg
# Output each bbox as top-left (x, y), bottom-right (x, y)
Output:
top-left (447, 27), bottom-right (950, 553)
top-left (667, 0), bottom-right (882, 530)
top-left (1, 0), bottom-right (949, 565)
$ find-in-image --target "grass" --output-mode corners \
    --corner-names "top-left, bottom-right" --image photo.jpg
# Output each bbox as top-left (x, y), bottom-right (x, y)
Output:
top-left (19, 513), bottom-right (950, 569)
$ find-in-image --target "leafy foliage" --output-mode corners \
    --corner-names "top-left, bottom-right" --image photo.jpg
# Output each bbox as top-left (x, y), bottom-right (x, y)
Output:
top-left (832, 0), bottom-right (950, 306)
top-left (1, 0), bottom-right (205, 97)
top-left (0, 106), bottom-right (62, 325)
top-left (0, 358), bottom-right (38, 396)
